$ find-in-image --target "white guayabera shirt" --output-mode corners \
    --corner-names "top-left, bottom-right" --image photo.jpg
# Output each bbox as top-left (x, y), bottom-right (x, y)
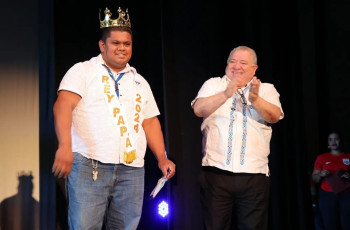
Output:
top-left (192, 76), bottom-right (284, 175)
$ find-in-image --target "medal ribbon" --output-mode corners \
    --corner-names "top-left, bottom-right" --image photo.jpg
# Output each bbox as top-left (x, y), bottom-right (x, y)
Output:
top-left (103, 64), bottom-right (125, 97)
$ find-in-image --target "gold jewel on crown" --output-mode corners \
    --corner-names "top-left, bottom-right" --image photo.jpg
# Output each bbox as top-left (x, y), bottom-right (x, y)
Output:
top-left (99, 7), bottom-right (131, 29)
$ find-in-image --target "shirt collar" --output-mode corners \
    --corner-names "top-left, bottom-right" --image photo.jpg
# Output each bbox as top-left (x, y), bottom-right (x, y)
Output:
top-left (97, 54), bottom-right (136, 75)
top-left (224, 75), bottom-right (253, 90)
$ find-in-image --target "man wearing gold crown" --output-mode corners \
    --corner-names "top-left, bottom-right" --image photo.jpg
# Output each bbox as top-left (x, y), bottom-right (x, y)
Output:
top-left (191, 46), bottom-right (283, 230)
top-left (52, 6), bottom-right (176, 230)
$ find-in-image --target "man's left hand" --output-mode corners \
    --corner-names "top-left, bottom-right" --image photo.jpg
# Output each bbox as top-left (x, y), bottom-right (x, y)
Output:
top-left (158, 159), bottom-right (176, 180)
top-left (249, 76), bottom-right (261, 102)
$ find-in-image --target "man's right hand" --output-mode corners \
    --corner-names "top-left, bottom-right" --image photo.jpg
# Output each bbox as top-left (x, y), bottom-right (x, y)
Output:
top-left (224, 80), bottom-right (238, 99)
top-left (52, 147), bottom-right (74, 178)
top-left (224, 76), bottom-right (247, 99)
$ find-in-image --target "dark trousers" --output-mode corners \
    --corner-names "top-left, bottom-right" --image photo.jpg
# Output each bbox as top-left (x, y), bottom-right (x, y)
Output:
top-left (200, 166), bottom-right (270, 230)
top-left (318, 189), bottom-right (350, 230)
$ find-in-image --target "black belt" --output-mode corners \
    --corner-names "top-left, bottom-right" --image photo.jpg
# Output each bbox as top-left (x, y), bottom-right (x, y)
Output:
top-left (202, 166), bottom-right (265, 177)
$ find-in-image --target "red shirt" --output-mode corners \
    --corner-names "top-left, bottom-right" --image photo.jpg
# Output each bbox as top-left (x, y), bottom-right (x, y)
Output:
top-left (313, 152), bottom-right (350, 192)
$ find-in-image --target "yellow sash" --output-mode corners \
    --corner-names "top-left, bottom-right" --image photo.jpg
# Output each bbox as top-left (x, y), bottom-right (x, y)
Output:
top-left (99, 70), bottom-right (142, 164)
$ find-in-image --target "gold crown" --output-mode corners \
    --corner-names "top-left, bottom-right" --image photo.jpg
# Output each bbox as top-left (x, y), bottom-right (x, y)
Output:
top-left (99, 7), bottom-right (131, 29)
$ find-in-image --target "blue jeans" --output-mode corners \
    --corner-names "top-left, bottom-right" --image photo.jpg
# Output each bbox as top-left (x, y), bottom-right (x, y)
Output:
top-left (67, 152), bottom-right (145, 230)
top-left (318, 189), bottom-right (350, 230)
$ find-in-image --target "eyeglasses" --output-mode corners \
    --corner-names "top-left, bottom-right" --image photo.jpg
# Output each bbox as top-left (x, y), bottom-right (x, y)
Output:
top-left (237, 88), bottom-right (247, 105)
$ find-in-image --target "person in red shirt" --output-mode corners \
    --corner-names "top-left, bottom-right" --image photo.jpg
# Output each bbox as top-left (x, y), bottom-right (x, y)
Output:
top-left (312, 132), bottom-right (350, 230)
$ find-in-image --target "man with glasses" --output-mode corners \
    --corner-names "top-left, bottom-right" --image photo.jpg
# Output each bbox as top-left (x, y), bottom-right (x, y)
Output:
top-left (191, 46), bottom-right (284, 230)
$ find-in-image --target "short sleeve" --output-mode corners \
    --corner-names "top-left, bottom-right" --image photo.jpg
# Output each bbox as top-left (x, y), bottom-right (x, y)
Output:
top-left (260, 83), bottom-right (284, 119)
top-left (141, 79), bottom-right (160, 119)
top-left (313, 155), bottom-right (324, 170)
top-left (191, 77), bottom-right (222, 107)
top-left (58, 62), bottom-right (88, 98)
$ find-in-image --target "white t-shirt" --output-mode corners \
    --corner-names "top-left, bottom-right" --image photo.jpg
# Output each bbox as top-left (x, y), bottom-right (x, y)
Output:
top-left (58, 54), bottom-right (160, 167)
top-left (192, 76), bottom-right (284, 175)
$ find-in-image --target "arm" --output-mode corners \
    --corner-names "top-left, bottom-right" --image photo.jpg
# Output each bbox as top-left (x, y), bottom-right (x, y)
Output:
top-left (249, 77), bottom-right (281, 124)
top-left (193, 92), bottom-right (228, 117)
top-left (52, 90), bottom-right (81, 178)
top-left (193, 79), bottom-right (239, 117)
top-left (142, 116), bottom-right (176, 180)
top-left (312, 169), bottom-right (329, 183)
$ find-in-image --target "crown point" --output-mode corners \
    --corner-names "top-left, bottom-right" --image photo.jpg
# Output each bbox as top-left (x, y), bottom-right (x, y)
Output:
top-left (100, 6), bottom-right (131, 29)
